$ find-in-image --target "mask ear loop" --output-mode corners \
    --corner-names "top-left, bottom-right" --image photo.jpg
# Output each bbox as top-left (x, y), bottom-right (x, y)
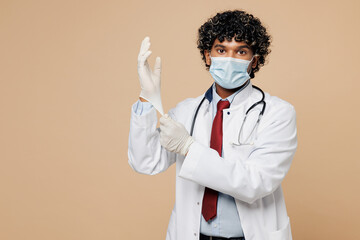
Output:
top-left (209, 51), bottom-right (213, 65)
top-left (248, 54), bottom-right (258, 75)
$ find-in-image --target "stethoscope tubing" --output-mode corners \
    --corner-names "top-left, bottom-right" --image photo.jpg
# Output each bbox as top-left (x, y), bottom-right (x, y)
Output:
top-left (190, 85), bottom-right (265, 137)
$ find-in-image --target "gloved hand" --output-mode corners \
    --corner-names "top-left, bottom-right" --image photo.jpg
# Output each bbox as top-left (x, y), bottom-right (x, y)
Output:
top-left (160, 114), bottom-right (194, 156)
top-left (137, 36), bottom-right (164, 115)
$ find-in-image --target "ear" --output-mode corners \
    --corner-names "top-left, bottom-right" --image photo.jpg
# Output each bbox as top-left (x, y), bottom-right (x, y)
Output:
top-left (205, 50), bottom-right (211, 65)
top-left (251, 56), bottom-right (259, 68)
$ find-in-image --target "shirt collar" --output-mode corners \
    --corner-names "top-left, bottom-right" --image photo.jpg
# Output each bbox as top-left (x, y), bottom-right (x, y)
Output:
top-left (204, 80), bottom-right (252, 106)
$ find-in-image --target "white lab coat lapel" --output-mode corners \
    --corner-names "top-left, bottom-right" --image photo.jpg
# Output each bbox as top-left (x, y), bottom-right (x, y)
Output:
top-left (192, 98), bottom-right (212, 147)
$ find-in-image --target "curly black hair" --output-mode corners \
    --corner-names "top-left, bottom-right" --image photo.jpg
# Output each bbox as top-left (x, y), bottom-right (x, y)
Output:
top-left (197, 10), bottom-right (271, 78)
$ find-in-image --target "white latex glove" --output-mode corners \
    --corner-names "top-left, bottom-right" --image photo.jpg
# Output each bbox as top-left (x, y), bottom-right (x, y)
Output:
top-left (160, 114), bottom-right (194, 156)
top-left (137, 36), bottom-right (164, 115)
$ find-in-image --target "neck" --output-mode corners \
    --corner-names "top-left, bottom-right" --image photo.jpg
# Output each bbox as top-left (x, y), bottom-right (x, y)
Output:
top-left (215, 82), bottom-right (248, 99)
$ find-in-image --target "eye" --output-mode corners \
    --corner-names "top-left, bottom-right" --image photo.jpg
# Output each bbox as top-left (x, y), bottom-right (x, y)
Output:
top-left (217, 49), bottom-right (225, 54)
top-left (237, 50), bottom-right (247, 55)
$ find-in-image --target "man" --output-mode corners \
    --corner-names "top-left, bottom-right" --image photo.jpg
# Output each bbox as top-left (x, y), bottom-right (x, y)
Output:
top-left (128, 9), bottom-right (297, 240)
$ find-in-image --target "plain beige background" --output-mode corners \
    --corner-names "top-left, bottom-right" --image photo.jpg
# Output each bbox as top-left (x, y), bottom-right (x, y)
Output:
top-left (1, 0), bottom-right (359, 239)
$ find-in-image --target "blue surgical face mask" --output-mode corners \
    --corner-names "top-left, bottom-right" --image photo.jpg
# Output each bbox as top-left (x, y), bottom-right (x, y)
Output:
top-left (209, 54), bottom-right (254, 89)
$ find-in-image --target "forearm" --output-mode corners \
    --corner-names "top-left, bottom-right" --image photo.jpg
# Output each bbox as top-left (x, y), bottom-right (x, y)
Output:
top-left (179, 141), bottom-right (295, 204)
top-left (179, 107), bottom-right (297, 204)
top-left (128, 104), bottom-right (176, 175)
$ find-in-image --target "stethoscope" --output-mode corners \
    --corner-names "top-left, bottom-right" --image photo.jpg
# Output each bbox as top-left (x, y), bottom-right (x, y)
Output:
top-left (189, 85), bottom-right (266, 145)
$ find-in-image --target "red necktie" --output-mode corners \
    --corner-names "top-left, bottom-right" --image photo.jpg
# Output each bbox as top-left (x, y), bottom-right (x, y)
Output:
top-left (201, 100), bottom-right (230, 222)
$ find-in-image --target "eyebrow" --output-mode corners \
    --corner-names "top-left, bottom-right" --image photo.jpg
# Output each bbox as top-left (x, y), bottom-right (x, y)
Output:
top-left (214, 44), bottom-right (250, 50)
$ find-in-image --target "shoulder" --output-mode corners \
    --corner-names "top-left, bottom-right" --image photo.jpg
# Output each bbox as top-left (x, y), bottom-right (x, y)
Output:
top-left (266, 93), bottom-right (295, 111)
top-left (176, 95), bottom-right (205, 111)
top-left (261, 91), bottom-right (296, 124)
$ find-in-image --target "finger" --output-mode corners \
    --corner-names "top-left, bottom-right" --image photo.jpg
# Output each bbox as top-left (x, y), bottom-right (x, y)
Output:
top-left (139, 36), bottom-right (150, 56)
top-left (138, 50), bottom-right (152, 65)
top-left (138, 43), bottom-right (151, 60)
top-left (153, 56), bottom-right (162, 77)
top-left (143, 50), bottom-right (152, 61)
top-left (139, 37), bottom-right (147, 56)
top-left (160, 116), bottom-right (167, 125)
top-left (160, 115), bottom-right (171, 125)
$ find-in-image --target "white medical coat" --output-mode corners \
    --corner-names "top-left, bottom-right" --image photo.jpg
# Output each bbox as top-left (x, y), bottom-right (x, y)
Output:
top-left (128, 82), bottom-right (297, 240)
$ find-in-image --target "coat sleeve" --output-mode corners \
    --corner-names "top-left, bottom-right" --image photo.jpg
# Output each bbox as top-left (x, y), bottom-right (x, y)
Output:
top-left (128, 103), bottom-right (177, 175)
top-left (178, 105), bottom-right (297, 204)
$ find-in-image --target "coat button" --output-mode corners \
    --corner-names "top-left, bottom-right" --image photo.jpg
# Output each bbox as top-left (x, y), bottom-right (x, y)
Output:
top-left (227, 112), bottom-right (230, 115)
top-left (197, 202), bottom-right (200, 205)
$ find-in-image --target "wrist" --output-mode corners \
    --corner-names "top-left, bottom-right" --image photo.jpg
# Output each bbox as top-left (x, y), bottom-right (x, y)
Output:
top-left (181, 136), bottom-right (194, 156)
top-left (139, 96), bottom-right (148, 102)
